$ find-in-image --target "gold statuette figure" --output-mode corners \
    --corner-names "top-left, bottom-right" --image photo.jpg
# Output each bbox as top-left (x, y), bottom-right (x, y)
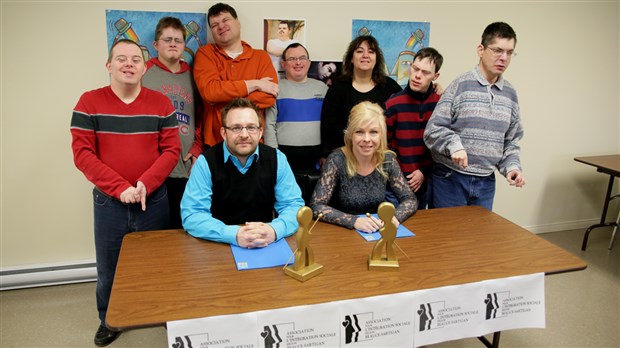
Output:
top-left (284, 207), bottom-right (324, 282)
top-left (368, 202), bottom-right (399, 271)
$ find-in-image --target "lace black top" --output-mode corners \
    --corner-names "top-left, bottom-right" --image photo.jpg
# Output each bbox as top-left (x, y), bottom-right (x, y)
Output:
top-left (310, 149), bottom-right (418, 229)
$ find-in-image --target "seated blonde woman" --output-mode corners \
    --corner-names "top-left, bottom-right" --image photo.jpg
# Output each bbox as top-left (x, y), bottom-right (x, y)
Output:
top-left (310, 101), bottom-right (418, 232)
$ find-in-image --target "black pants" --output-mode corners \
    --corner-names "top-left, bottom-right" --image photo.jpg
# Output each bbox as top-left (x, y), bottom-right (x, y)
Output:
top-left (294, 171), bottom-right (321, 206)
top-left (165, 177), bottom-right (188, 229)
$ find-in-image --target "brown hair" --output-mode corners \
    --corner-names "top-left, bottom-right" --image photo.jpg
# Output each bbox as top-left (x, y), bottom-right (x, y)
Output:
top-left (154, 17), bottom-right (186, 41)
top-left (221, 97), bottom-right (261, 127)
top-left (107, 39), bottom-right (143, 63)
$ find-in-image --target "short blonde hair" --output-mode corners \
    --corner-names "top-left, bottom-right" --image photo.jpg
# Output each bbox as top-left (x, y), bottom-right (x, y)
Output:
top-left (342, 101), bottom-right (394, 178)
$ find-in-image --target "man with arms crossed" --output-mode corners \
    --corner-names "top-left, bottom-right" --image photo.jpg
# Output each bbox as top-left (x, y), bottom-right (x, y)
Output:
top-left (181, 98), bottom-right (304, 248)
top-left (70, 39), bottom-right (180, 346)
top-left (424, 22), bottom-right (525, 210)
top-left (193, 2), bottom-right (279, 147)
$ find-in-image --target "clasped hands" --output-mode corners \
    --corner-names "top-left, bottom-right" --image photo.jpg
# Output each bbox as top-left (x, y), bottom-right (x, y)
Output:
top-left (119, 181), bottom-right (147, 211)
top-left (354, 215), bottom-right (400, 234)
top-left (237, 222), bottom-right (276, 249)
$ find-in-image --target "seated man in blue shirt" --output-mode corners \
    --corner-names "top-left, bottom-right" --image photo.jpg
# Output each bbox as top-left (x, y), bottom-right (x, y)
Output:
top-left (181, 97), bottom-right (304, 248)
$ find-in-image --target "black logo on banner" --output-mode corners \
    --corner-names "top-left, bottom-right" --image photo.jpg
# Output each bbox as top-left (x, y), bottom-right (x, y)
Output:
top-left (342, 315), bottom-right (362, 344)
top-left (485, 293), bottom-right (500, 319)
top-left (417, 303), bottom-right (435, 331)
top-left (261, 325), bottom-right (283, 348)
top-left (171, 336), bottom-right (193, 348)
top-left (485, 291), bottom-right (512, 320)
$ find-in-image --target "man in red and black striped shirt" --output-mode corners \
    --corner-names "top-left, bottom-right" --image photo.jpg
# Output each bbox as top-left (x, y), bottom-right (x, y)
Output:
top-left (385, 48), bottom-right (443, 209)
top-left (70, 39), bottom-right (180, 346)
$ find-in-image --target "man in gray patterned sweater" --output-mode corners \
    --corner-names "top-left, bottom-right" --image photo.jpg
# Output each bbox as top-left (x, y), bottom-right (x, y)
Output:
top-left (424, 22), bottom-right (525, 210)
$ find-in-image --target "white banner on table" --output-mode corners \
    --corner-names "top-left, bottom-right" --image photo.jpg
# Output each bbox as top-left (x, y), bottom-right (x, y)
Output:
top-left (412, 273), bottom-right (545, 347)
top-left (167, 273), bottom-right (544, 348)
top-left (167, 312), bottom-right (258, 348)
top-left (478, 272), bottom-right (545, 333)
top-left (256, 302), bottom-right (340, 347)
top-left (412, 279), bottom-right (484, 347)
top-left (336, 291), bottom-right (415, 346)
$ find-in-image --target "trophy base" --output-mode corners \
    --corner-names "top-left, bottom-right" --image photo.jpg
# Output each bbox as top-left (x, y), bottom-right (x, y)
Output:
top-left (284, 263), bottom-right (324, 282)
top-left (368, 257), bottom-right (399, 271)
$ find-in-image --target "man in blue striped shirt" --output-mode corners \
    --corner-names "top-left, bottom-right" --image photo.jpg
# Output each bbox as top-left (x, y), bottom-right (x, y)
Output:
top-left (264, 43), bottom-right (328, 204)
top-left (424, 22), bottom-right (525, 210)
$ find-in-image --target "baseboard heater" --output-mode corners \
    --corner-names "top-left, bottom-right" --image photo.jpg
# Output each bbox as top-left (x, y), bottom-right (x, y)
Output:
top-left (0, 260), bottom-right (97, 291)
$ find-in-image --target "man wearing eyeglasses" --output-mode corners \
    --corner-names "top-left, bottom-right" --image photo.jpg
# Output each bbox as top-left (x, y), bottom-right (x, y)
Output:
top-left (181, 98), bottom-right (304, 248)
top-left (194, 3), bottom-right (279, 148)
top-left (143, 16), bottom-right (203, 229)
top-left (424, 22), bottom-right (525, 211)
top-left (264, 43), bottom-right (328, 204)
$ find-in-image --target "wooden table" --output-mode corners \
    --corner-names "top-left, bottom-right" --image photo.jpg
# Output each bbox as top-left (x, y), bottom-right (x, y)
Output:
top-left (574, 154), bottom-right (620, 250)
top-left (107, 206), bottom-right (586, 333)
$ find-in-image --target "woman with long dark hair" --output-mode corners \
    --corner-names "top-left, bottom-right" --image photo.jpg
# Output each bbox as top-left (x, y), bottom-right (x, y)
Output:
top-left (320, 35), bottom-right (402, 157)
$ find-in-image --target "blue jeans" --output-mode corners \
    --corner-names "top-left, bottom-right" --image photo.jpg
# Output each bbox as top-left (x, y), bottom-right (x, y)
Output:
top-left (93, 185), bottom-right (169, 324)
top-left (430, 164), bottom-right (496, 210)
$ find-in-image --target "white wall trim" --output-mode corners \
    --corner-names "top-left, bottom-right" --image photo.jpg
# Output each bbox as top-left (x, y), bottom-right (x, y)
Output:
top-left (0, 260), bottom-right (97, 291)
top-left (524, 218), bottom-right (599, 234)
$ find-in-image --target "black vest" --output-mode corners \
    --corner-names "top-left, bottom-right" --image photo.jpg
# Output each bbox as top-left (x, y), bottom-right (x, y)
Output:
top-left (204, 142), bottom-right (277, 225)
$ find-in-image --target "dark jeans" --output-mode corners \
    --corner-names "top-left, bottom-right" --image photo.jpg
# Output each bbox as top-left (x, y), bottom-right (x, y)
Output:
top-left (414, 182), bottom-right (429, 210)
top-left (387, 173), bottom-right (428, 209)
top-left (430, 164), bottom-right (496, 210)
top-left (165, 177), bottom-right (188, 229)
top-left (93, 185), bottom-right (169, 324)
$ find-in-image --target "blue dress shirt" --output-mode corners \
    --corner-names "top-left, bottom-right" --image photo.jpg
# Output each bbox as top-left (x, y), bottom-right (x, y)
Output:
top-left (181, 141), bottom-right (304, 245)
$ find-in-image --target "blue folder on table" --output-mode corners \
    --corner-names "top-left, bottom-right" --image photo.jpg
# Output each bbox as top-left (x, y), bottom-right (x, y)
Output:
top-left (230, 238), bottom-right (294, 270)
top-left (355, 214), bottom-right (415, 241)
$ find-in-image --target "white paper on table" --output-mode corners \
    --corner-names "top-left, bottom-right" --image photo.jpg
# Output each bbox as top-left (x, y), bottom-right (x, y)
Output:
top-left (411, 272), bottom-right (545, 347)
top-left (167, 311), bottom-right (258, 348)
top-left (478, 272), bottom-right (545, 334)
top-left (256, 301), bottom-right (341, 348)
top-left (412, 279), bottom-right (485, 347)
top-left (336, 291), bottom-right (416, 347)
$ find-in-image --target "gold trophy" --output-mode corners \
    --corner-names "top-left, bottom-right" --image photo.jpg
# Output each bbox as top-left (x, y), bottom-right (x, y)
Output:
top-left (368, 202), bottom-right (399, 271)
top-left (284, 207), bottom-right (324, 282)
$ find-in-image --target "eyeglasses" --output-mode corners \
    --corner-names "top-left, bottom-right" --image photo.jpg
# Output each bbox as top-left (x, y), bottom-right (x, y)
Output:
top-left (158, 37), bottom-right (184, 44)
top-left (223, 125), bottom-right (261, 134)
top-left (486, 46), bottom-right (516, 58)
top-left (284, 56), bottom-right (309, 63)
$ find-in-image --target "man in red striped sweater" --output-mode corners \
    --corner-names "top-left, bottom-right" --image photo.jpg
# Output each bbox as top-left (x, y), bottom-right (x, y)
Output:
top-left (385, 47), bottom-right (443, 209)
top-left (70, 39), bottom-right (180, 346)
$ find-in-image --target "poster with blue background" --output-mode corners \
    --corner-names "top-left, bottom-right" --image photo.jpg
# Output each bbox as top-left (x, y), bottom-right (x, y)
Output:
top-left (352, 19), bottom-right (430, 87)
top-left (106, 10), bottom-right (207, 67)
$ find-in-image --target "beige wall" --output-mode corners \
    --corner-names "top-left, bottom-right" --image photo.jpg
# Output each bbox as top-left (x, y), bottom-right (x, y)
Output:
top-left (2, 1), bottom-right (619, 268)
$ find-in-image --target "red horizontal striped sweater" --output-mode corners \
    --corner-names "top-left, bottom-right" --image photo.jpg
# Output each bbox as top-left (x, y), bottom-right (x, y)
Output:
top-left (70, 86), bottom-right (180, 198)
